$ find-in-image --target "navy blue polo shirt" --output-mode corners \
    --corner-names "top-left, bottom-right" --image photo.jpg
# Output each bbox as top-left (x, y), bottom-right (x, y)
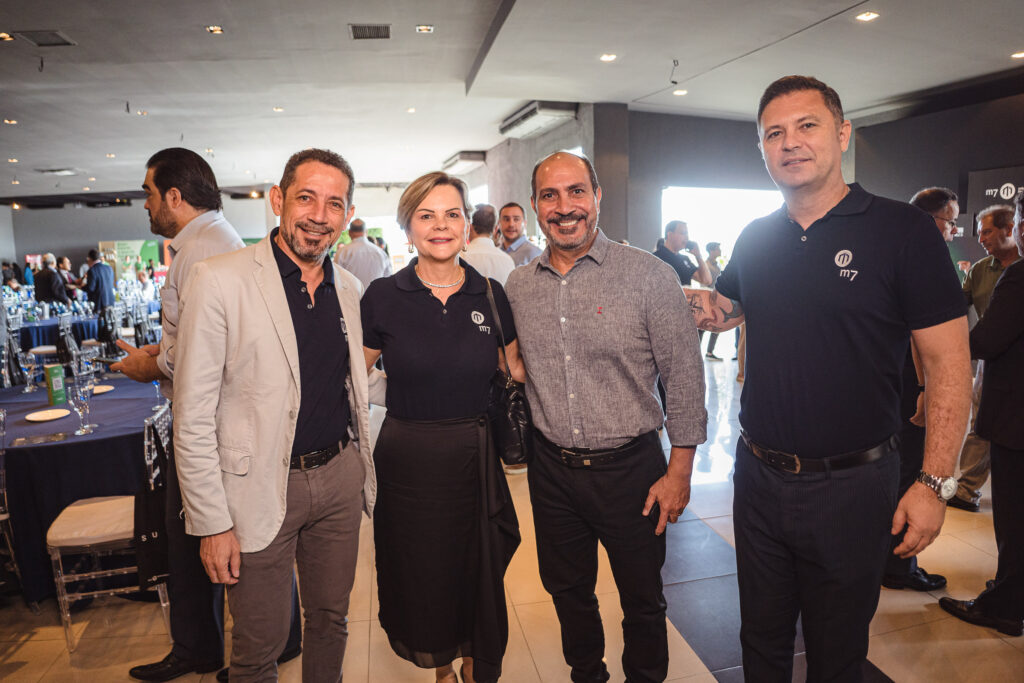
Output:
top-left (361, 258), bottom-right (517, 421)
top-left (654, 244), bottom-right (698, 285)
top-left (270, 229), bottom-right (351, 457)
top-left (716, 184), bottom-right (965, 457)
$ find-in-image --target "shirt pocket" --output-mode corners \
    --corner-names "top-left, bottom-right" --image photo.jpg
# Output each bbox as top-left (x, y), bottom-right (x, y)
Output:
top-left (219, 447), bottom-right (251, 476)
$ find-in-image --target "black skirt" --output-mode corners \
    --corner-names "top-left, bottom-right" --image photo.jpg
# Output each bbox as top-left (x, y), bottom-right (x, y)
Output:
top-left (373, 414), bottom-right (520, 681)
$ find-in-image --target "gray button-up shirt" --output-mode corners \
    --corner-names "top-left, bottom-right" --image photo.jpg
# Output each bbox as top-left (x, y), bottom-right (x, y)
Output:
top-left (506, 230), bottom-right (707, 450)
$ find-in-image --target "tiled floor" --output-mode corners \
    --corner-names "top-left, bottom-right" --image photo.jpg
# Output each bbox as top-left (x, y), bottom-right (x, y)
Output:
top-left (2, 358), bottom-right (1021, 681)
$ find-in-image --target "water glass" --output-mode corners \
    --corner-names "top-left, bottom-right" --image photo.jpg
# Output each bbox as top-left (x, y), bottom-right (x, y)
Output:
top-left (18, 352), bottom-right (37, 393)
top-left (68, 379), bottom-right (94, 436)
top-left (152, 379), bottom-right (164, 411)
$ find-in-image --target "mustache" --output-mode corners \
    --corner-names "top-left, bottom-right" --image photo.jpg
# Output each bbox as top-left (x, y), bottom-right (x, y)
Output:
top-left (295, 219), bottom-right (331, 235)
top-left (548, 212), bottom-right (587, 225)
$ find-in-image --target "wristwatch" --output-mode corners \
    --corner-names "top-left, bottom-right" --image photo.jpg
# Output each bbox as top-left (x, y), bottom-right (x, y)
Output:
top-left (917, 471), bottom-right (957, 501)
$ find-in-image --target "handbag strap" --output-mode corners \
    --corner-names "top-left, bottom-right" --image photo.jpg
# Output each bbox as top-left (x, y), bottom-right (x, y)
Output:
top-left (484, 278), bottom-right (508, 351)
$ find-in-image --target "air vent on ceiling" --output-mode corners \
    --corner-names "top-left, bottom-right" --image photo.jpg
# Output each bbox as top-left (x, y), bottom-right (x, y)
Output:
top-left (35, 168), bottom-right (78, 176)
top-left (349, 24), bottom-right (391, 40)
top-left (500, 101), bottom-right (578, 139)
top-left (14, 30), bottom-right (77, 47)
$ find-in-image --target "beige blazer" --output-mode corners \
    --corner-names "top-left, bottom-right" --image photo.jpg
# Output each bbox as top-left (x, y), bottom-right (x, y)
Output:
top-left (173, 235), bottom-right (379, 553)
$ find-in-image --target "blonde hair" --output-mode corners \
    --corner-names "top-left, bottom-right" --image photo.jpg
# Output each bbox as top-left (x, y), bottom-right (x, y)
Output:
top-left (396, 171), bottom-right (472, 233)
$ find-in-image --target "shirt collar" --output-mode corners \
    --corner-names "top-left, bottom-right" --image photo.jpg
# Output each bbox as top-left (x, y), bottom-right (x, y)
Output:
top-left (395, 256), bottom-right (485, 294)
top-left (503, 235), bottom-right (527, 252)
top-left (535, 228), bottom-right (610, 273)
top-left (269, 227), bottom-right (335, 285)
top-left (169, 210), bottom-right (222, 258)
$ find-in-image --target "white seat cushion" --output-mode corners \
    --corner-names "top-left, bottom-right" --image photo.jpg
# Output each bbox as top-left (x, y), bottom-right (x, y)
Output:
top-left (29, 345), bottom-right (58, 355)
top-left (47, 496), bottom-right (134, 548)
top-left (119, 328), bottom-right (135, 337)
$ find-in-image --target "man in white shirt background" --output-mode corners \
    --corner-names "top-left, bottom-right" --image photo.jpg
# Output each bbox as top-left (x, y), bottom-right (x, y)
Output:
top-left (333, 218), bottom-right (392, 291)
top-left (462, 203), bottom-right (516, 285)
top-left (498, 201), bottom-right (543, 266)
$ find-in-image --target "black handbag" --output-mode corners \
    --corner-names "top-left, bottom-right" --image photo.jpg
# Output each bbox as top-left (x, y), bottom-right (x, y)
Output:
top-left (484, 279), bottom-right (534, 466)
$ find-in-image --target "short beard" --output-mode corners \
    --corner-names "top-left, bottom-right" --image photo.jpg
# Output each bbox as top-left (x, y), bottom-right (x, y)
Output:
top-left (282, 220), bottom-right (333, 263)
top-left (544, 214), bottom-right (597, 251)
top-left (148, 206), bottom-right (176, 238)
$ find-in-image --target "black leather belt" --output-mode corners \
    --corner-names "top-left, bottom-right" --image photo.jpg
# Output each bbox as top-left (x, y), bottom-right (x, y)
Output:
top-left (536, 430), bottom-right (654, 468)
top-left (741, 432), bottom-right (896, 474)
top-left (290, 442), bottom-right (342, 471)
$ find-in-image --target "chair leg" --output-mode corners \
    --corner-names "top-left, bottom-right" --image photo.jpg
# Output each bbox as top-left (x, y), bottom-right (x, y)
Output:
top-left (156, 582), bottom-right (171, 643)
top-left (48, 547), bottom-right (77, 653)
top-left (0, 517), bottom-right (21, 585)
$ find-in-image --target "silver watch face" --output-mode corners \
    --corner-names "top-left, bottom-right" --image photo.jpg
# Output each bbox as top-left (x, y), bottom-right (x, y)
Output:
top-left (939, 477), bottom-right (957, 501)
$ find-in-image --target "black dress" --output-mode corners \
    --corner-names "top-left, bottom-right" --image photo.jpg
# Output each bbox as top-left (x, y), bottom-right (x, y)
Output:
top-left (361, 259), bottom-right (520, 682)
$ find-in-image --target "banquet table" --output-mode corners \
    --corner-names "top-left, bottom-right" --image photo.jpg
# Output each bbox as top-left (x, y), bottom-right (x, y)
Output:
top-left (1, 375), bottom-right (163, 603)
top-left (18, 315), bottom-right (99, 350)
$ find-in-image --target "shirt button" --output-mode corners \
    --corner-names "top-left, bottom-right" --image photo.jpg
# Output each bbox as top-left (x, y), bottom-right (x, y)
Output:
top-left (800, 236), bottom-right (807, 242)
top-left (300, 286), bottom-right (307, 293)
top-left (282, 458), bottom-right (289, 466)
top-left (573, 428), bottom-right (580, 435)
top-left (306, 303), bottom-right (312, 310)
top-left (569, 393), bottom-right (575, 399)
top-left (289, 410), bottom-right (297, 419)
top-left (443, 309), bottom-right (447, 314)
top-left (560, 317), bottom-right (566, 323)
top-left (565, 354), bottom-right (571, 360)
top-left (561, 280), bottom-right (567, 286)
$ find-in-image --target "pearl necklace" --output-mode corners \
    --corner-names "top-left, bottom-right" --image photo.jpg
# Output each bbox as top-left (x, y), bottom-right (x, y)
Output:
top-left (415, 266), bottom-right (464, 289)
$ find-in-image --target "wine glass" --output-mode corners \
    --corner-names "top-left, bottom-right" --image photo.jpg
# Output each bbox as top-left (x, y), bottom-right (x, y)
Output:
top-left (67, 380), bottom-right (92, 436)
top-left (18, 351), bottom-right (37, 393)
top-left (0, 407), bottom-right (6, 454)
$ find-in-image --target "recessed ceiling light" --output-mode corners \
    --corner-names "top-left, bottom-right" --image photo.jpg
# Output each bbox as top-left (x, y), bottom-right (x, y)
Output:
top-left (272, 106), bottom-right (284, 112)
top-left (105, 153), bottom-right (116, 158)
top-left (82, 186), bottom-right (90, 191)
top-left (0, 33), bottom-right (13, 41)
top-left (406, 107), bottom-right (416, 114)
top-left (599, 54), bottom-right (617, 62)
top-left (263, 178), bottom-right (271, 183)
top-left (12, 202), bottom-right (21, 210)
top-left (249, 190), bottom-right (260, 198)
top-left (7, 158), bottom-right (16, 163)
top-left (88, 176), bottom-right (96, 181)
top-left (415, 25), bottom-right (434, 34)
top-left (10, 179), bottom-right (19, 185)
top-left (204, 147), bottom-right (213, 154)
top-left (672, 89), bottom-right (688, 96)
top-left (206, 25), bottom-right (224, 34)
top-left (3, 119), bottom-right (16, 125)
top-left (855, 11), bottom-right (880, 22)
top-left (136, 110), bottom-right (148, 116)
top-left (245, 169), bottom-right (251, 174)
top-left (1012, 51), bottom-right (1024, 59)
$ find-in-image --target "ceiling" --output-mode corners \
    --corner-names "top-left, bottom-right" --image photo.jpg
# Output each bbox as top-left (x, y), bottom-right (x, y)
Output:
top-left (1, 0), bottom-right (1023, 201)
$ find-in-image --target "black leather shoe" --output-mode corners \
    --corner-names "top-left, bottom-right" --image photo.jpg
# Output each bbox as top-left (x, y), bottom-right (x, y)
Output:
top-left (215, 647), bottom-right (302, 682)
top-left (947, 496), bottom-right (980, 512)
top-left (129, 652), bottom-right (222, 682)
top-left (939, 597), bottom-right (1023, 636)
top-left (882, 567), bottom-right (947, 591)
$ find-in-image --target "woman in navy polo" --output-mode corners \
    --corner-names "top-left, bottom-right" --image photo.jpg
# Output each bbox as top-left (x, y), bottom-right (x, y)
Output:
top-left (361, 172), bottom-right (524, 683)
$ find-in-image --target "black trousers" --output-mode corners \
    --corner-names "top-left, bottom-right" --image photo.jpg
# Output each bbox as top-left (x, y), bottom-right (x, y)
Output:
top-left (974, 442), bottom-right (1024, 620)
top-left (529, 431), bottom-right (668, 683)
top-left (166, 447), bottom-right (302, 664)
top-left (733, 438), bottom-right (899, 683)
top-left (885, 422), bottom-right (923, 577)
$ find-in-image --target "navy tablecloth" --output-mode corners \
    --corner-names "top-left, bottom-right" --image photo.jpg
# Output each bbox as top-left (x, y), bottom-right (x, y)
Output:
top-left (18, 315), bottom-right (99, 350)
top-left (1, 376), bottom-right (164, 602)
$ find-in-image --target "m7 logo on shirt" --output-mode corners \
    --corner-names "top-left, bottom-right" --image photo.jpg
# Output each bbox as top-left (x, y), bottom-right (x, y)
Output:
top-left (471, 310), bottom-right (490, 334)
top-left (834, 249), bottom-right (858, 281)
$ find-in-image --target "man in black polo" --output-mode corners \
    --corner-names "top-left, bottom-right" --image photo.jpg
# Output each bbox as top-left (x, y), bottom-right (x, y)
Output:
top-left (685, 76), bottom-right (971, 680)
top-left (653, 220), bottom-right (712, 287)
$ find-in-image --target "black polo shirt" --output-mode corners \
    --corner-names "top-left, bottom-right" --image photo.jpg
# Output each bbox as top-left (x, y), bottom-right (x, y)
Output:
top-left (361, 259), bottom-right (517, 420)
top-left (654, 244), bottom-right (698, 285)
top-left (716, 184), bottom-right (965, 457)
top-left (270, 229), bottom-right (351, 457)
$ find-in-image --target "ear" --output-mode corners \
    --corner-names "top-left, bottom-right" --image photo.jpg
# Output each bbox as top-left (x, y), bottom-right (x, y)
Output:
top-left (594, 185), bottom-right (602, 210)
top-left (343, 202), bottom-right (355, 229)
top-left (165, 187), bottom-right (183, 209)
top-left (269, 185), bottom-right (284, 217)
top-left (838, 119), bottom-right (852, 152)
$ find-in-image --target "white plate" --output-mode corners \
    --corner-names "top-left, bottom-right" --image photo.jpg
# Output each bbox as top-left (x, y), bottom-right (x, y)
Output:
top-left (25, 408), bottom-right (71, 422)
top-left (93, 385), bottom-right (114, 395)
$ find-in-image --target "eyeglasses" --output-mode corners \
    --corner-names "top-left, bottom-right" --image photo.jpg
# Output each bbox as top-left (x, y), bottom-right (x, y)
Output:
top-left (932, 215), bottom-right (958, 231)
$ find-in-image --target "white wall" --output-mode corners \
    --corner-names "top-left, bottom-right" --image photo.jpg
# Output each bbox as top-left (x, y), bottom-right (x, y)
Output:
top-left (0, 205), bottom-right (14, 262)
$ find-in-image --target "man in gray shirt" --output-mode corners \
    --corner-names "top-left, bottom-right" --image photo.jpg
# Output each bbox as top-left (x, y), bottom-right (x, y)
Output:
top-left (505, 151), bottom-right (707, 683)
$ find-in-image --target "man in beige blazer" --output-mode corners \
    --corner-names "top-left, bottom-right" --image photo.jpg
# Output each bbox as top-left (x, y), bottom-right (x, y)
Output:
top-left (174, 148), bottom-right (377, 682)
